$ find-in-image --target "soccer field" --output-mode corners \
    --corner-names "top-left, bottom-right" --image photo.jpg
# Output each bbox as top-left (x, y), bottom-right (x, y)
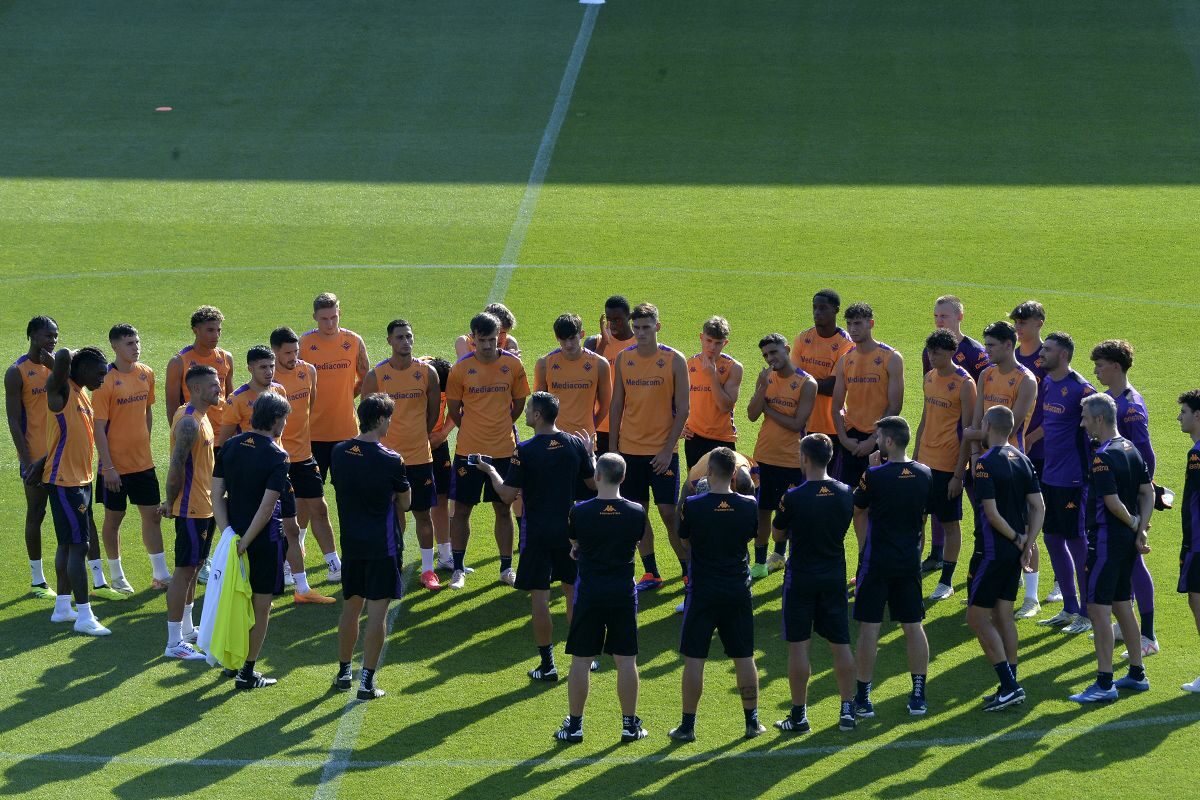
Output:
top-left (3, 2), bottom-right (1200, 798)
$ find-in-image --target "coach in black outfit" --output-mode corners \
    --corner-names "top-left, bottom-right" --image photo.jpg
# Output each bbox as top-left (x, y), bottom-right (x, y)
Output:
top-left (212, 390), bottom-right (293, 691)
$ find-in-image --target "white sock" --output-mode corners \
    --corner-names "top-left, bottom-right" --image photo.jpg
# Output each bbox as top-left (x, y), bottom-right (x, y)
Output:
top-left (437, 543), bottom-right (452, 563)
top-left (167, 621), bottom-right (183, 647)
top-left (1024, 571), bottom-right (1039, 602)
top-left (149, 552), bottom-right (170, 581)
top-left (88, 558), bottom-right (107, 588)
top-left (420, 548), bottom-right (435, 572)
top-left (182, 603), bottom-right (195, 635)
top-left (77, 602), bottom-right (95, 622)
top-left (295, 571), bottom-right (311, 594)
top-left (325, 551), bottom-right (342, 572)
top-left (108, 557), bottom-right (125, 581)
top-left (54, 595), bottom-right (73, 615)
top-left (30, 559), bottom-right (46, 586)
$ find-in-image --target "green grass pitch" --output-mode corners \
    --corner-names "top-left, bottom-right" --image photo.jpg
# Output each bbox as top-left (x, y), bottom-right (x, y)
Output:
top-left (2, 1), bottom-right (1200, 798)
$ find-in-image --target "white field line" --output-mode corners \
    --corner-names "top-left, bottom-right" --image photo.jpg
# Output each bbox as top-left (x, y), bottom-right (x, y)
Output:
top-left (4, 263), bottom-right (1196, 310)
top-left (487, 3), bottom-right (601, 303)
top-left (2, 710), bottom-right (1198, 772)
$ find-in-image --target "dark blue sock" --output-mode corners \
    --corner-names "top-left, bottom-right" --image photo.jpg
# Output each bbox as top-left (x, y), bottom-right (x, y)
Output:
top-left (995, 662), bottom-right (1018, 692)
top-left (1009, 662), bottom-right (1018, 681)
top-left (537, 644), bottom-right (554, 670)
top-left (499, 556), bottom-right (512, 573)
top-left (773, 539), bottom-right (787, 556)
top-left (791, 704), bottom-right (807, 722)
top-left (679, 712), bottom-right (696, 731)
top-left (1129, 664), bottom-right (1146, 681)
top-left (855, 680), bottom-right (871, 703)
top-left (930, 544), bottom-right (944, 562)
top-left (452, 549), bottom-right (465, 571)
top-left (641, 553), bottom-right (659, 577)
top-left (567, 714), bottom-right (582, 732)
top-left (1141, 610), bottom-right (1155, 640)
top-left (754, 544), bottom-right (768, 565)
top-left (743, 706), bottom-right (759, 726)
top-left (1098, 671), bottom-right (1114, 690)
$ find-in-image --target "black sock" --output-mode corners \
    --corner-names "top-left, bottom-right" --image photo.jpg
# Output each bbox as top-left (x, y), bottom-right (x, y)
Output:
top-left (1129, 664), bottom-right (1146, 681)
top-left (939, 561), bottom-right (957, 586)
top-left (1097, 671), bottom-right (1114, 690)
top-left (1009, 662), bottom-right (1018, 681)
top-left (994, 661), bottom-right (1018, 693)
top-left (679, 712), bottom-right (696, 731)
top-left (773, 539), bottom-right (787, 556)
top-left (855, 680), bottom-right (871, 703)
top-left (791, 704), bottom-right (807, 722)
top-left (743, 706), bottom-right (759, 726)
top-left (338, 661), bottom-right (351, 675)
top-left (567, 714), bottom-right (582, 732)
top-left (239, 660), bottom-right (256, 680)
top-left (499, 556), bottom-right (512, 573)
top-left (911, 673), bottom-right (927, 698)
top-left (361, 667), bottom-right (376, 689)
top-left (642, 553), bottom-right (659, 577)
top-left (840, 700), bottom-right (854, 717)
top-left (452, 549), bottom-right (465, 572)
top-left (930, 544), bottom-right (944, 562)
top-left (754, 544), bottom-right (768, 565)
top-left (537, 644), bottom-right (555, 671)
top-left (1141, 610), bottom-right (1155, 640)
top-left (623, 713), bottom-right (639, 729)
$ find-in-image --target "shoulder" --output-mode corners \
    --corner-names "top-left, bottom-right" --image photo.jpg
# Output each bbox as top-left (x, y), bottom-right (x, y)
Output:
top-left (1067, 370), bottom-right (1090, 386)
top-left (451, 353), bottom-right (475, 368)
top-left (231, 383), bottom-right (252, 397)
top-left (834, 327), bottom-right (851, 341)
top-left (300, 328), bottom-right (319, 340)
top-left (953, 365), bottom-right (971, 380)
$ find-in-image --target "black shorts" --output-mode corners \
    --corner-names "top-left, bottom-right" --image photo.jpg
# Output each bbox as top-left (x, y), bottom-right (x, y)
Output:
top-left (619, 452), bottom-right (680, 508)
top-left (836, 428), bottom-right (876, 488)
top-left (48, 484), bottom-right (93, 546)
top-left (595, 431), bottom-right (612, 456)
top-left (967, 549), bottom-right (1021, 608)
top-left (312, 440), bottom-right (341, 482)
top-left (679, 590), bottom-right (754, 659)
top-left (1086, 526), bottom-right (1136, 605)
top-left (405, 462), bottom-right (438, 512)
top-left (684, 436), bottom-right (735, 471)
top-left (566, 596), bottom-right (638, 657)
top-left (245, 533), bottom-right (285, 595)
top-left (782, 570), bottom-right (850, 644)
top-left (853, 568), bottom-right (925, 624)
top-left (1180, 550), bottom-right (1200, 594)
top-left (928, 469), bottom-right (964, 524)
top-left (449, 455), bottom-right (512, 505)
top-left (342, 554), bottom-right (405, 600)
top-left (515, 539), bottom-right (577, 590)
top-left (288, 458), bottom-right (324, 499)
top-left (278, 484), bottom-right (297, 520)
top-left (95, 468), bottom-right (160, 512)
top-left (174, 516), bottom-right (214, 568)
top-left (757, 462), bottom-right (805, 513)
top-left (1042, 484), bottom-right (1085, 539)
top-left (431, 442), bottom-right (452, 496)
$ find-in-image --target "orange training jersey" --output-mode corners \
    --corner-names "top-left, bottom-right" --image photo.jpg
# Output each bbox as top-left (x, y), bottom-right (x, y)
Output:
top-left (93, 362), bottom-right (155, 475)
top-left (274, 360), bottom-right (315, 462)
top-left (12, 354), bottom-right (51, 461)
top-left (842, 342), bottom-right (896, 434)
top-left (685, 353), bottom-right (738, 442)
top-left (222, 382), bottom-right (286, 442)
top-left (595, 332), bottom-right (636, 435)
top-left (617, 344), bottom-right (679, 457)
top-left (919, 366), bottom-right (975, 473)
top-left (754, 369), bottom-right (810, 468)
top-left (177, 344), bottom-right (232, 429)
top-left (791, 327), bottom-right (852, 435)
top-left (171, 403), bottom-right (215, 518)
top-left (979, 363), bottom-right (1036, 448)
top-left (542, 348), bottom-right (605, 437)
top-left (43, 381), bottom-right (95, 487)
top-left (446, 351), bottom-right (530, 458)
top-left (300, 328), bottom-right (363, 442)
top-left (371, 358), bottom-right (434, 465)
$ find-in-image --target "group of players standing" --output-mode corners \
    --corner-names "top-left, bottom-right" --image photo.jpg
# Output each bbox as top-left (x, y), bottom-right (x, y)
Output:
top-left (7, 289), bottom-right (1200, 742)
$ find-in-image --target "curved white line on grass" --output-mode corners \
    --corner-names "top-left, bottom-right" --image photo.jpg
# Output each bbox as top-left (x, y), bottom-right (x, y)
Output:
top-left (6, 263), bottom-right (1197, 310)
top-left (2, 710), bottom-right (1197, 771)
top-left (488, 3), bottom-right (601, 303)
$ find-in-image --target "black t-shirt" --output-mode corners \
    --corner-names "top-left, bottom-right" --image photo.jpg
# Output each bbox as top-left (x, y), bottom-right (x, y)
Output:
top-left (1184, 443), bottom-right (1200, 555)
top-left (1088, 436), bottom-right (1149, 536)
top-left (678, 491), bottom-right (759, 597)
top-left (330, 439), bottom-right (411, 559)
top-left (853, 460), bottom-right (934, 575)
top-left (773, 479), bottom-right (854, 577)
top-left (568, 496), bottom-right (646, 602)
top-left (505, 431), bottom-right (594, 547)
top-left (214, 432), bottom-right (289, 541)
top-left (973, 444), bottom-right (1040, 556)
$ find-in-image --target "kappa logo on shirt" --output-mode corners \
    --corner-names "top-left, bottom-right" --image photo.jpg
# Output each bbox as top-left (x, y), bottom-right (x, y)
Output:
top-left (547, 440), bottom-right (562, 449)
top-left (831, 342), bottom-right (841, 351)
top-left (552, 363), bottom-right (561, 370)
top-left (424, 478), bottom-right (433, 486)
top-left (382, 373), bottom-right (392, 381)
top-left (716, 500), bottom-right (733, 511)
top-left (1066, 501), bottom-right (1077, 509)
top-left (347, 445), bottom-right (362, 455)
top-left (467, 368), bottom-right (477, 375)
top-left (818, 485), bottom-right (834, 496)
top-left (240, 437), bottom-right (256, 448)
top-left (309, 344), bottom-right (319, 351)
top-left (601, 504), bottom-right (620, 515)
top-left (900, 467), bottom-right (915, 478)
top-left (804, 337), bottom-right (813, 345)
top-left (689, 365), bottom-right (696, 373)
top-left (511, 456), bottom-right (521, 465)
top-left (665, 469), bottom-right (674, 477)
top-left (458, 466), bottom-right (468, 476)
top-left (26, 369), bottom-right (36, 377)
top-left (115, 379), bottom-right (123, 386)
top-left (1189, 453), bottom-right (1200, 470)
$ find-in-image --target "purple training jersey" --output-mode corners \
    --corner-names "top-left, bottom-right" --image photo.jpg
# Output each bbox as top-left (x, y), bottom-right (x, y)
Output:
top-left (922, 335), bottom-right (989, 382)
top-left (1015, 344), bottom-right (1047, 459)
top-left (1184, 442), bottom-right (1200, 556)
top-left (1111, 385), bottom-right (1155, 480)
top-left (1040, 370), bottom-right (1096, 487)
